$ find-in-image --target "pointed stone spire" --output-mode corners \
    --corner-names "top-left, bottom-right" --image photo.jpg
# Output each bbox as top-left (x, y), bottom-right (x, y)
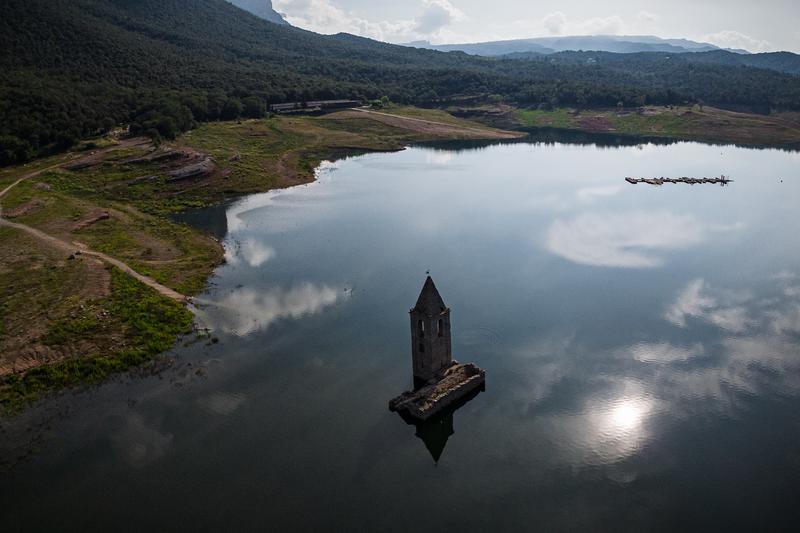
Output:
top-left (410, 276), bottom-right (452, 382)
top-left (413, 276), bottom-right (447, 316)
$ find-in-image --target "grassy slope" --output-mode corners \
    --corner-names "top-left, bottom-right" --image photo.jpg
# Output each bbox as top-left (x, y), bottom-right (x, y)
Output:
top-left (507, 106), bottom-right (800, 146)
top-left (0, 260), bottom-right (194, 411)
top-left (0, 108), bottom-right (510, 409)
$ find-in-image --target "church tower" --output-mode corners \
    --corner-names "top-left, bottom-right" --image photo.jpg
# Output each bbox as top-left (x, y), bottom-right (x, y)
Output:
top-left (410, 276), bottom-right (453, 384)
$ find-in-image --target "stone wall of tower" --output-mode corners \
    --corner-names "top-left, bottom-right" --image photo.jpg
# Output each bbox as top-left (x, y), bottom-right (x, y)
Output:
top-left (410, 308), bottom-right (453, 383)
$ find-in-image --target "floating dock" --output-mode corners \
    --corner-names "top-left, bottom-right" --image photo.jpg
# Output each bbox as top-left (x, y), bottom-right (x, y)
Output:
top-left (389, 362), bottom-right (486, 421)
top-left (625, 175), bottom-right (733, 186)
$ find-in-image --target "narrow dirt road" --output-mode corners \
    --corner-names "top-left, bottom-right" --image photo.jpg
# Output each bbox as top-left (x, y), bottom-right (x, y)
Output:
top-left (342, 108), bottom-right (524, 139)
top-left (0, 165), bottom-right (60, 200)
top-left (0, 217), bottom-right (184, 300)
top-left (0, 140), bottom-right (187, 302)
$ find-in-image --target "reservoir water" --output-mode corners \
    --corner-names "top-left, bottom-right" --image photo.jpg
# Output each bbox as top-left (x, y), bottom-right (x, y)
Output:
top-left (3, 137), bottom-right (800, 531)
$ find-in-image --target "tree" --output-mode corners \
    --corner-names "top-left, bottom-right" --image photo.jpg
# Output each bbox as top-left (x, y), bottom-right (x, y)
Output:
top-left (0, 135), bottom-right (33, 166)
top-left (221, 98), bottom-right (244, 120)
top-left (243, 96), bottom-right (265, 118)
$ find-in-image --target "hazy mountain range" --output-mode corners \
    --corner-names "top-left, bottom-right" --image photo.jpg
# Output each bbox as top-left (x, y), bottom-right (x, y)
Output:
top-left (228, 0), bottom-right (287, 25)
top-left (403, 35), bottom-right (800, 76)
top-left (406, 35), bottom-right (750, 56)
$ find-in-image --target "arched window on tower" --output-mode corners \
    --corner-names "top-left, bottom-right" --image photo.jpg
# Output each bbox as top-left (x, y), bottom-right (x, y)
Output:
top-left (418, 320), bottom-right (425, 338)
top-left (437, 319), bottom-right (444, 337)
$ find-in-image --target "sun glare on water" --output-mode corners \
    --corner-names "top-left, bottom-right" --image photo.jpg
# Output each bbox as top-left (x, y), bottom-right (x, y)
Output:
top-left (608, 401), bottom-right (647, 435)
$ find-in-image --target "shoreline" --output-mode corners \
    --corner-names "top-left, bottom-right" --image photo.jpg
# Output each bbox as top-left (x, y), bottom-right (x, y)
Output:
top-left (0, 107), bottom-right (519, 411)
top-left (453, 105), bottom-right (800, 149)
top-left (2, 103), bottom-right (797, 410)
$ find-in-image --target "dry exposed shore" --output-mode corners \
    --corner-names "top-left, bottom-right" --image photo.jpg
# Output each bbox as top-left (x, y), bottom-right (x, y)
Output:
top-left (0, 107), bottom-right (520, 409)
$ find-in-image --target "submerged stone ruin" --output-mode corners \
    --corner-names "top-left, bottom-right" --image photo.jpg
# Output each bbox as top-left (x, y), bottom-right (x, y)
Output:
top-left (389, 276), bottom-right (486, 423)
top-left (625, 175), bottom-right (733, 186)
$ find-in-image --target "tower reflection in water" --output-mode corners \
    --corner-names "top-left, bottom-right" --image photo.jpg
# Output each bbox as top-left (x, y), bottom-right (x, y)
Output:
top-left (400, 387), bottom-right (483, 464)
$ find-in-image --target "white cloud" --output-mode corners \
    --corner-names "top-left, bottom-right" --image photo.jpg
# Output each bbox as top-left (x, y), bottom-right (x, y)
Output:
top-left (273, 0), bottom-right (464, 43)
top-left (574, 15), bottom-right (625, 36)
top-left (636, 11), bottom-right (659, 24)
top-left (703, 30), bottom-right (773, 53)
top-left (544, 210), bottom-right (710, 268)
top-left (415, 0), bottom-right (465, 35)
top-left (540, 11), bottom-right (624, 37)
top-left (542, 11), bottom-right (567, 35)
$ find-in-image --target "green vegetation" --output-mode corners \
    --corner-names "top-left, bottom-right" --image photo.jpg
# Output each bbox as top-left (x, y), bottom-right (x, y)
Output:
top-left (515, 108), bottom-right (575, 129)
top-left (506, 106), bottom-right (800, 146)
top-left (173, 110), bottom-right (506, 206)
top-left (1, 170), bottom-right (222, 295)
top-left (378, 105), bottom-right (487, 128)
top-left (0, 109), bottom-right (510, 409)
top-left (2, 0), bottom-right (799, 166)
top-left (0, 268), bottom-right (193, 411)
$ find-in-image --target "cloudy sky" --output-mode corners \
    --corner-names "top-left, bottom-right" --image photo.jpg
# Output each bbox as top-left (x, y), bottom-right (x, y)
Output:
top-left (272, 0), bottom-right (800, 52)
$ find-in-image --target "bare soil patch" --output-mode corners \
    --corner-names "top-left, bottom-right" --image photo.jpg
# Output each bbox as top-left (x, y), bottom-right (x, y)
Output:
top-left (326, 109), bottom-right (523, 139)
top-left (0, 231), bottom-right (112, 377)
top-left (72, 209), bottom-right (111, 231)
top-left (3, 198), bottom-right (47, 218)
top-left (578, 115), bottom-right (615, 132)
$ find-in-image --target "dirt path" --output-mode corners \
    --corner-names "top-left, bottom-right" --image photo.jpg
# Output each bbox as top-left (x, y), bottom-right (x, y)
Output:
top-left (0, 216), bottom-right (185, 301)
top-left (342, 108), bottom-right (523, 139)
top-left (0, 138), bottom-right (149, 201)
top-left (0, 165), bottom-right (60, 200)
top-left (0, 139), bottom-right (186, 302)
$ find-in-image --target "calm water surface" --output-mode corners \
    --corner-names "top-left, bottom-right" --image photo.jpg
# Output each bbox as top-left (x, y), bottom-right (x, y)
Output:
top-left (3, 138), bottom-right (800, 531)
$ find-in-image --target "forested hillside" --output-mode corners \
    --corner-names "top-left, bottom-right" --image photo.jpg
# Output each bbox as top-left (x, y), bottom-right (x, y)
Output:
top-left (2, 0), bottom-right (799, 165)
top-left (683, 50), bottom-right (800, 77)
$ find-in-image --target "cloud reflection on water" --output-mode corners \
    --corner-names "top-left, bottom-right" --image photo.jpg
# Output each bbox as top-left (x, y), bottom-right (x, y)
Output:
top-left (575, 185), bottom-right (622, 203)
top-left (200, 392), bottom-right (247, 416)
top-left (627, 342), bottom-right (705, 364)
top-left (225, 238), bottom-right (276, 268)
top-left (544, 210), bottom-right (710, 268)
top-left (656, 275), bottom-right (800, 401)
top-left (112, 414), bottom-right (173, 468)
top-left (500, 273), bottom-right (800, 468)
top-left (198, 283), bottom-right (346, 336)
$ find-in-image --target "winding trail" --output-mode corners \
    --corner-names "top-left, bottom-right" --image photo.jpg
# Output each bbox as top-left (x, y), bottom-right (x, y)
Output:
top-left (0, 165), bottom-right (59, 199)
top-left (0, 141), bottom-right (187, 302)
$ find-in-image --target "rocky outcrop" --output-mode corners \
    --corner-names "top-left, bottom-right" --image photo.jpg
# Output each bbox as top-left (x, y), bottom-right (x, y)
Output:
top-left (166, 157), bottom-right (215, 182)
top-left (227, 0), bottom-right (288, 25)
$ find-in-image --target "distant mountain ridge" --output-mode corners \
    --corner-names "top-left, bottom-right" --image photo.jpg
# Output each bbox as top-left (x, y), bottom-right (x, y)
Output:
top-left (227, 0), bottom-right (287, 25)
top-left (407, 35), bottom-right (748, 56)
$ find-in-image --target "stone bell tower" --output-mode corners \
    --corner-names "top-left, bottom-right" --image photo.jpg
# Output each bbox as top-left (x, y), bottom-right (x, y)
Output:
top-left (410, 276), bottom-right (453, 384)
